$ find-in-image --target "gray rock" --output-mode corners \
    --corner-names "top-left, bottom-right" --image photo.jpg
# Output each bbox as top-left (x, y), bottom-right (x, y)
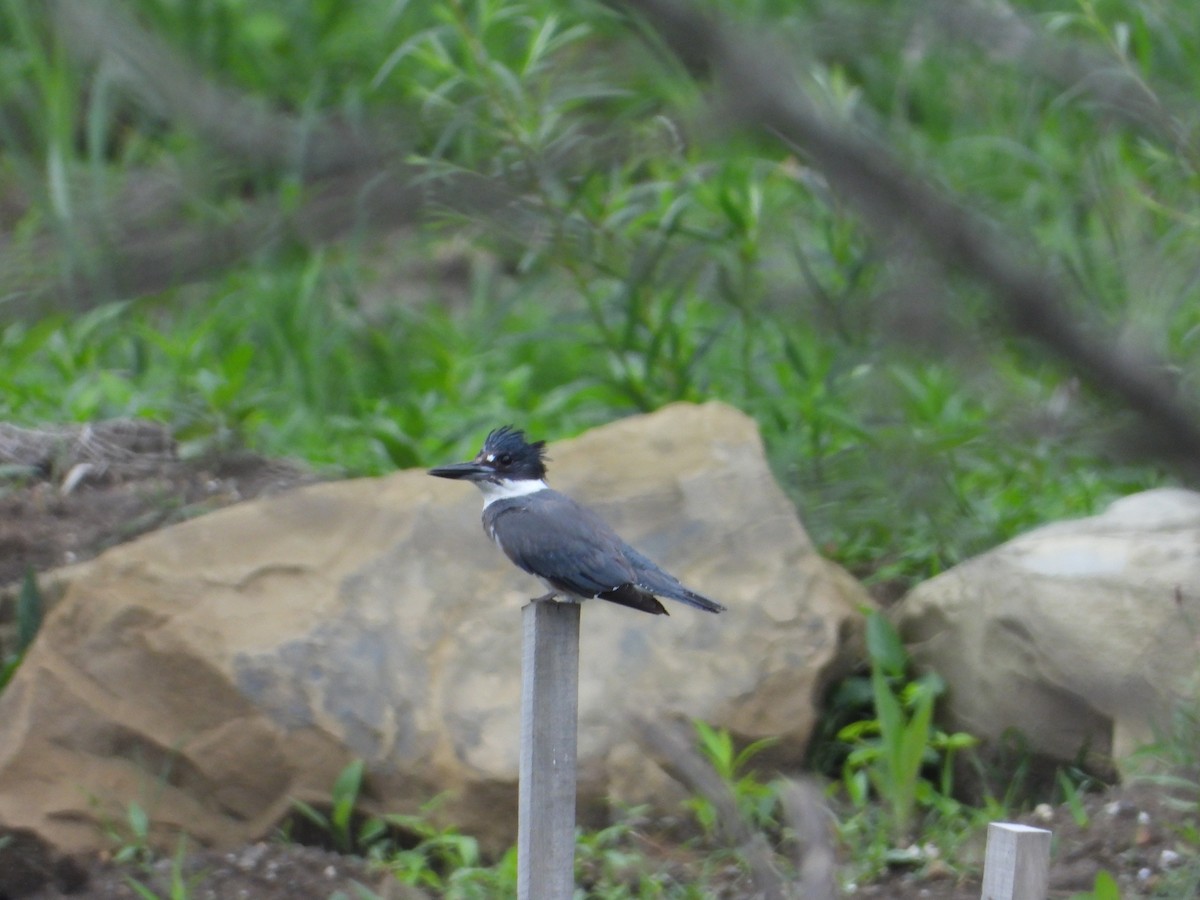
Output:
top-left (0, 402), bottom-right (869, 852)
top-left (895, 487), bottom-right (1200, 769)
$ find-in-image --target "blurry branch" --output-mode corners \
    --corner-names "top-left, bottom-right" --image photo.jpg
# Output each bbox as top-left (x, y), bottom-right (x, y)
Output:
top-left (804, 0), bottom-right (1198, 169)
top-left (0, 162), bottom-right (523, 320)
top-left (633, 716), bottom-right (837, 900)
top-left (0, 1), bottom-right (531, 319)
top-left (618, 0), bottom-right (1200, 470)
top-left (0, 420), bottom-right (173, 473)
top-left (8, 0), bottom-right (1199, 477)
top-left (0, 419), bottom-right (174, 495)
top-left (777, 779), bottom-right (839, 897)
top-left (53, 0), bottom-right (379, 178)
top-left (930, 0), bottom-right (1199, 170)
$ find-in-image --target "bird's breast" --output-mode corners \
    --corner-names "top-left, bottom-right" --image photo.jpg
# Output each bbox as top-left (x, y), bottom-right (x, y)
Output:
top-left (481, 507), bottom-right (506, 549)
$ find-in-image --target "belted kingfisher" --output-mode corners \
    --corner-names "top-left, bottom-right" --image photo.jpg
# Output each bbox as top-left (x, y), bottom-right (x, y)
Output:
top-left (429, 426), bottom-right (726, 616)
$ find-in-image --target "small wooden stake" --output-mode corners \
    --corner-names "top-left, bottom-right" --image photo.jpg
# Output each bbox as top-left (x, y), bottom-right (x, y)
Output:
top-left (517, 599), bottom-right (580, 900)
top-left (981, 822), bottom-right (1051, 900)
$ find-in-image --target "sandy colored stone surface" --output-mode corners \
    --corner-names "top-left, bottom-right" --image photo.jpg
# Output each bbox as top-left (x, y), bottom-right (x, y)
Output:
top-left (0, 402), bottom-right (870, 855)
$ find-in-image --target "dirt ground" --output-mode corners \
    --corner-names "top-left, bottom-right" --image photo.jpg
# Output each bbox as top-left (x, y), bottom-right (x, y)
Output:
top-left (2, 782), bottom-right (1195, 899)
top-left (0, 421), bottom-right (316, 587)
top-left (0, 426), bottom-right (1196, 898)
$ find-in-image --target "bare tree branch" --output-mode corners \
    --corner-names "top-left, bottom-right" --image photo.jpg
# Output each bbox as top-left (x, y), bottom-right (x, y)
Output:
top-left (0, 1), bottom-right (536, 320)
top-left (0, 420), bottom-right (173, 472)
top-left (777, 779), bottom-right (839, 900)
top-left (0, 161), bottom-right (526, 319)
top-left (52, 0), bottom-right (384, 178)
top-left (618, 0), bottom-right (1200, 470)
top-left (633, 716), bottom-right (791, 900)
top-left (931, 0), bottom-right (1199, 169)
top-left (796, 0), bottom-right (1198, 167)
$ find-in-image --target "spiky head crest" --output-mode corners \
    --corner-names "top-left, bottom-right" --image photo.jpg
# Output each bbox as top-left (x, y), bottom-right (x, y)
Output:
top-left (479, 425), bottom-right (548, 480)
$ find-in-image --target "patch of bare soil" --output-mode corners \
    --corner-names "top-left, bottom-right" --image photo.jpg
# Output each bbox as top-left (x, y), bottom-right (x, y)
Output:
top-left (0, 420), bottom-right (1196, 898)
top-left (2, 835), bottom-right (395, 900)
top-left (0, 420), bottom-right (316, 589)
top-left (858, 782), bottom-right (1196, 899)
top-left (1, 782), bottom-right (1195, 898)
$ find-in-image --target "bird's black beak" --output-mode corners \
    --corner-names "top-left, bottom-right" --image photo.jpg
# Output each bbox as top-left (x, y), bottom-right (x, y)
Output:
top-left (428, 460), bottom-right (491, 481)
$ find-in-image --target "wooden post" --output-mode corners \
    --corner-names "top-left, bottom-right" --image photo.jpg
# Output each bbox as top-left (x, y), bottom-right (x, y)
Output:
top-left (518, 599), bottom-right (580, 900)
top-left (981, 822), bottom-right (1051, 900)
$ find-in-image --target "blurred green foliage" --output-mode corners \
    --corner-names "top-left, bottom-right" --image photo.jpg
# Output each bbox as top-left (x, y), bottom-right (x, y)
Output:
top-left (0, 0), bottom-right (1195, 588)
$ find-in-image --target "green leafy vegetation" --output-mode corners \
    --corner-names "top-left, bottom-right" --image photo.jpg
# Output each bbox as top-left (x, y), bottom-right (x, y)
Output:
top-left (687, 720), bottom-right (781, 839)
top-left (125, 838), bottom-right (197, 900)
top-left (837, 613), bottom-right (978, 841)
top-left (1069, 869), bottom-right (1122, 900)
top-left (831, 610), bottom-right (988, 882)
top-left (290, 761), bottom-right (722, 897)
top-left (1, 0), bottom-right (1188, 588)
top-left (370, 813), bottom-right (498, 895)
top-left (291, 767), bottom-right (505, 894)
top-left (291, 759), bottom-right (371, 855)
top-left (101, 800), bottom-right (156, 870)
top-left (4, 0), bottom-right (1200, 895)
top-left (0, 570), bottom-right (43, 690)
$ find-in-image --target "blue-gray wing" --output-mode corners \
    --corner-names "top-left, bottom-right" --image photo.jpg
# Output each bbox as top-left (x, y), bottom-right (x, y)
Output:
top-left (484, 490), bottom-right (725, 615)
top-left (485, 491), bottom-right (638, 598)
top-left (626, 546), bottom-right (727, 613)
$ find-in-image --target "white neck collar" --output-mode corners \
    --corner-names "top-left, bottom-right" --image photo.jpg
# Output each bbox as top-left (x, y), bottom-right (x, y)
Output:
top-left (480, 478), bottom-right (549, 508)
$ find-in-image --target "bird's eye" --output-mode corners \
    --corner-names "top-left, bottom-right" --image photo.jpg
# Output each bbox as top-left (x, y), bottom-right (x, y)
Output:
top-left (497, 453), bottom-right (513, 466)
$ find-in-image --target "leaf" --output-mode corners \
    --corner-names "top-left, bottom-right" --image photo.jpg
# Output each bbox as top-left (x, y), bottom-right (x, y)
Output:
top-left (842, 768), bottom-right (870, 807)
top-left (692, 719), bottom-right (734, 778)
top-left (291, 798), bottom-right (330, 832)
top-left (844, 746), bottom-right (881, 768)
top-left (331, 759), bottom-right (365, 848)
top-left (870, 665), bottom-right (904, 758)
top-left (732, 735), bottom-right (779, 773)
top-left (16, 568), bottom-right (43, 653)
top-left (837, 720), bottom-right (878, 741)
top-left (127, 801), bottom-right (149, 840)
top-left (0, 658), bottom-right (19, 691)
top-left (1088, 870), bottom-right (1121, 900)
top-left (897, 689), bottom-right (935, 790)
top-left (938, 732), bottom-right (980, 752)
top-left (357, 816), bottom-right (387, 848)
top-left (864, 611), bottom-right (908, 679)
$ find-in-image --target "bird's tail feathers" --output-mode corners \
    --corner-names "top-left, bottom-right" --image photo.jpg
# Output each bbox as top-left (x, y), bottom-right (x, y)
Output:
top-left (625, 547), bottom-right (726, 613)
top-left (670, 587), bottom-right (727, 614)
top-left (599, 584), bottom-right (670, 615)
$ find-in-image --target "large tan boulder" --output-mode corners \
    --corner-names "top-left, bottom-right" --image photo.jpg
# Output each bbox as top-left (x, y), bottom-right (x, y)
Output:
top-left (0, 402), bottom-right (870, 853)
top-left (895, 488), bottom-right (1200, 769)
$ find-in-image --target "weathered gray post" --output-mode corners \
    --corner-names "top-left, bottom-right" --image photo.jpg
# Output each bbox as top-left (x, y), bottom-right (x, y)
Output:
top-left (517, 599), bottom-right (580, 899)
top-left (981, 822), bottom-right (1051, 900)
